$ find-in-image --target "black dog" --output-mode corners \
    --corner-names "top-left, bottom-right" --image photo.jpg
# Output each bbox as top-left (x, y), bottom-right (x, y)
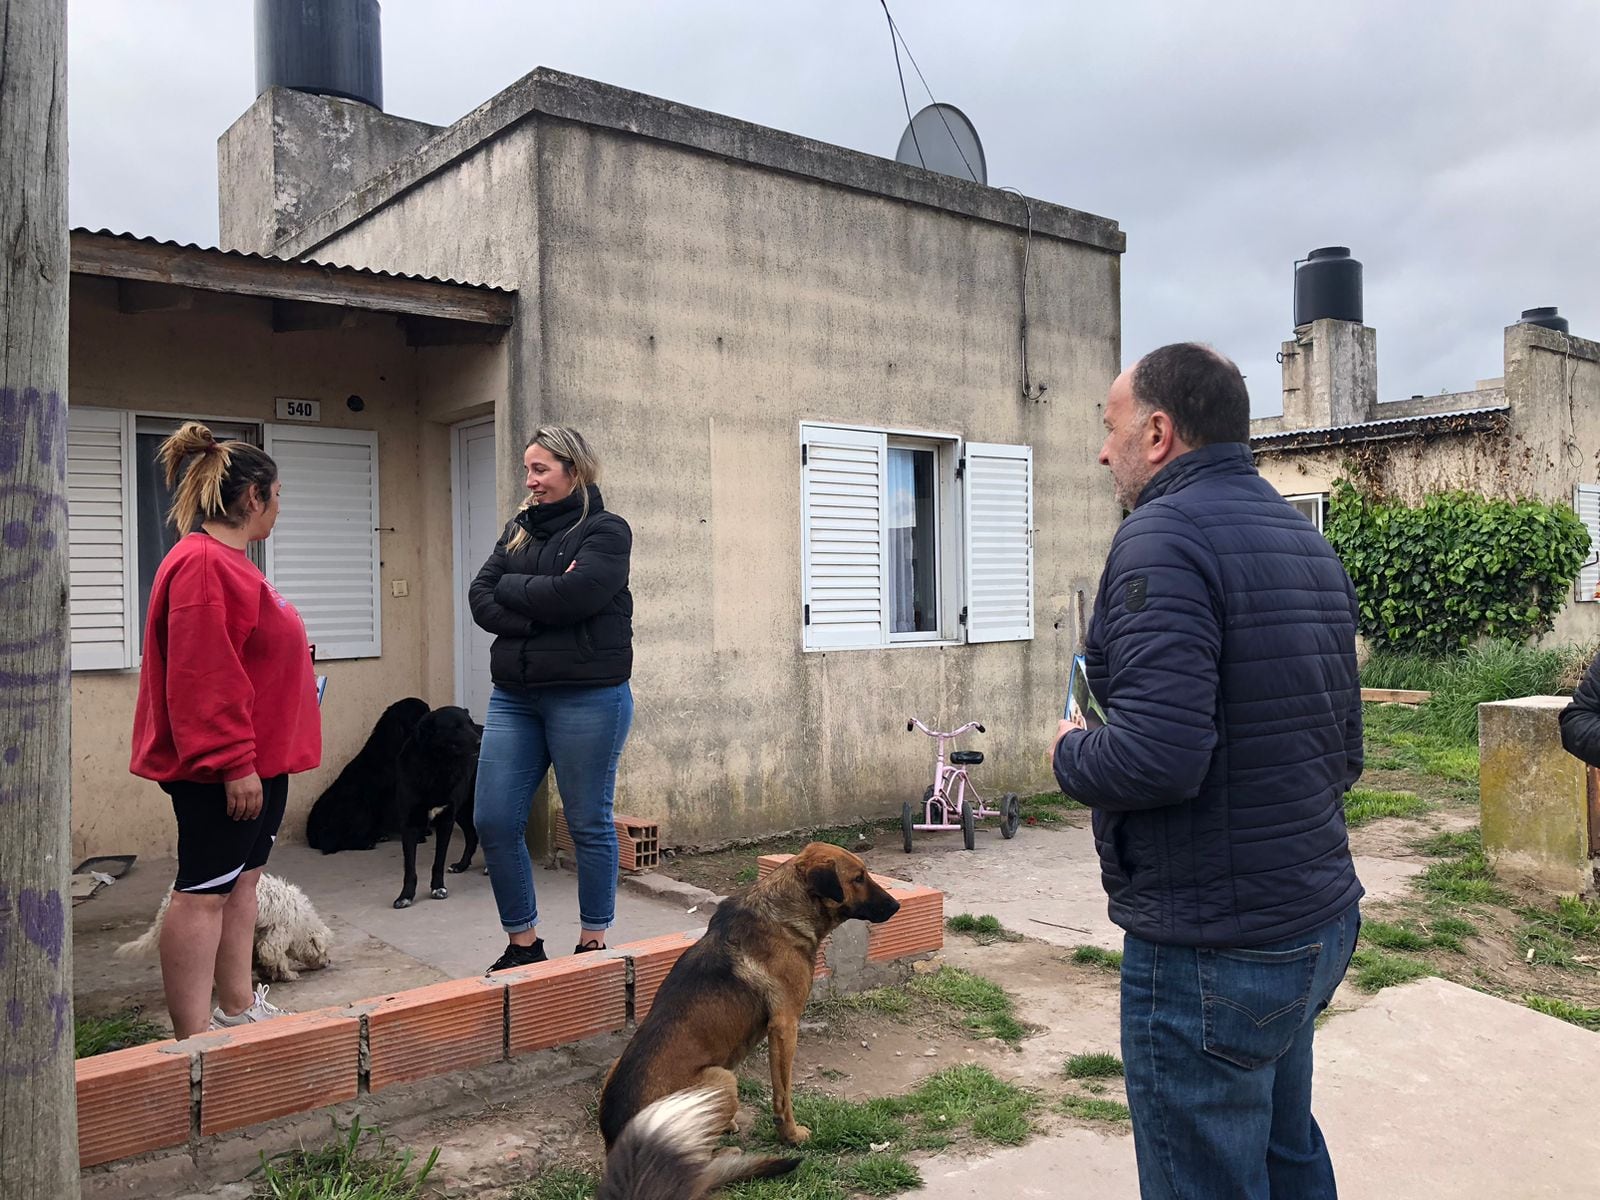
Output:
top-left (392, 706), bottom-right (483, 909)
top-left (305, 697), bottom-right (430, 853)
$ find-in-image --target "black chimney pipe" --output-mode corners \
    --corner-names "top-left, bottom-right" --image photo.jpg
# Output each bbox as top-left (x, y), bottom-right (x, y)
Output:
top-left (255, 0), bottom-right (383, 109)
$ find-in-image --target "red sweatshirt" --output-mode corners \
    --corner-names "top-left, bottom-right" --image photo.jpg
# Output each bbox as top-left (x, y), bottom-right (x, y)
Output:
top-left (130, 532), bottom-right (322, 784)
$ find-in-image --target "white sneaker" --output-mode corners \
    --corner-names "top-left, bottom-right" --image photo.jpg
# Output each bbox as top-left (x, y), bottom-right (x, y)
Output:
top-left (210, 984), bottom-right (289, 1029)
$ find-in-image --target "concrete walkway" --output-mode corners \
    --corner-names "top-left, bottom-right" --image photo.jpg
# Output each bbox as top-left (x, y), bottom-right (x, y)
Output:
top-left (913, 976), bottom-right (1600, 1199)
top-left (73, 841), bottom-right (709, 1024)
top-left (872, 820), bottom-right (1600, 1199)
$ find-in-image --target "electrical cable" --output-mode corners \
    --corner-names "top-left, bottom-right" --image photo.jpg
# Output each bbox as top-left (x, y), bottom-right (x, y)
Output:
top-left (880, 0), bottom-right (925, 169)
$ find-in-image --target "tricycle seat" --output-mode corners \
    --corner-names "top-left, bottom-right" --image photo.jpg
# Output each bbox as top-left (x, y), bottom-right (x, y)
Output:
top-left (949, 750), bottom-right (984, 766)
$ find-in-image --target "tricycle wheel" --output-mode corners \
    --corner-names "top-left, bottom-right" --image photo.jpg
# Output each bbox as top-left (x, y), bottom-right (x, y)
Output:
top-left (901, 800), bottom-right (916, 853)
top-left (961, 797), bottom-right (977, 850)
top-left (1000, 792), bottom-right (1020, 839)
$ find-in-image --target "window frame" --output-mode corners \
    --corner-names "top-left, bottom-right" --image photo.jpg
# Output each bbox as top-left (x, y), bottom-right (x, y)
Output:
top-left (1285, 491), bottom-right (1329, 534)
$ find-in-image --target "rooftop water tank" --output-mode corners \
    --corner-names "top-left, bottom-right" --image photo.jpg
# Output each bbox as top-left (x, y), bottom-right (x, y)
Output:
top-left (256, 0), bottom-right (383, 109)
top-left (1294, 246), bottom-right (1363, 327)
top-left (1518, 307), bottom-right (1569, 334)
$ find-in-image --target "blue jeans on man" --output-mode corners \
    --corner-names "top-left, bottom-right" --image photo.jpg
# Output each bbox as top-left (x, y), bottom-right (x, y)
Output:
top-left (473, 682), bottom-right (633, 933)
top-left (1120, 901), bottom-right (1360, 1199)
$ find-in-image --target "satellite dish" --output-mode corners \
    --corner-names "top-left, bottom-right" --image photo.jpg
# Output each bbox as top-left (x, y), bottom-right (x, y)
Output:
top-left (894, 103), bottom-right (987, 185)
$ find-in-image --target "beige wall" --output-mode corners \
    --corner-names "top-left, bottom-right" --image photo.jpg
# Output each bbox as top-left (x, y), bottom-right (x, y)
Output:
top-left (301, 114), bottom-right (1124, 845)
top-left (67, 277), bottom-right (505, 859)
top-left (1256, 323), bottom-right (1600, 646)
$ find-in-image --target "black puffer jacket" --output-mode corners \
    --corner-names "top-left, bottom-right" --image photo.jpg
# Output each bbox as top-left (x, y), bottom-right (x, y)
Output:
top-left (469, 485), bottom-right (633, 690)
top-left (1559, 654), bottom-right (1600, 767)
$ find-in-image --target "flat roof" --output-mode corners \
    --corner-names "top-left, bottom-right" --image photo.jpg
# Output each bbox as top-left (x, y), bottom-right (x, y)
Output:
top-left (71, 229), bottom-right (516, 327)
top-left (276, 67), bottom-right (1125, 259)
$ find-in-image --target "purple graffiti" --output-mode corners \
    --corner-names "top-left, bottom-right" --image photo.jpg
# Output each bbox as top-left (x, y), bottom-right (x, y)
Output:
top-left (0, 991), bottom-right (72, 1078)
top-left (3, 747), bottom-right (15, 765)
top-left (18, 888), bottom-right (64, 966)
top-left (0, 388), bottom-right (66, 480)
top-left (5, 998), bottom-right (22, 1032)
top-left (0, 482), bottom-right (68, 595)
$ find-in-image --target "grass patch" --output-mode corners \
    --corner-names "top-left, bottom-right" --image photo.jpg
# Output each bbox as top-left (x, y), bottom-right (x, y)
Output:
top-left (946, 913), bottom-right (1023, 945)
top-left (253, 1119), bottom-right (439, 1200)
top-left (1519, 926), bottom-right (1578, 969)
top-left (1350, 947), bottom-right (1432, 992)
top-left (1525, 993), bottom-right (1600, 1032)
top-left (840, 1155), bottom-right (921, 1196)
top-left (1343, 787), bottom-right (1430, 827)
top-left (722, 1159), bottom-right (843, 1200)
top-left (1070, 945), bottom-right (1123, 973)
top-left (1423, 914), bottom-right (1478, 953)
top-left (1417, 828), bottom-right (1482, 857)
top-left (1063, 1052), bottom-right (1123, 1080)
top-left (1017, 791), bottom-right (1086, 826)
top-left (1359, 920), bottom-right (1431, 952)
top-left (1361, 702), bottom-right (1480, 782)
top-left (891, 1064), bottom-right (1035, 1147)
top-left (1417, 850), bottom-right (1509, 905)
top-left (1517, 896), bottom-right (1600, 969)
top-left (1059, 1095), bottom-right (1132, 1123)
top-left (908, 966), bottom-right (1028, 1044)
top-left (1365, 641), bottom-right (1579, 747)
top-left (74, 1009), bottom-right (165, 1059)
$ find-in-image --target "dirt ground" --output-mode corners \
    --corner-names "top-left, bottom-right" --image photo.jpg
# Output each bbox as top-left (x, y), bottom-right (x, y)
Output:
top-left (287, 936), bottom-right (1129, 1198)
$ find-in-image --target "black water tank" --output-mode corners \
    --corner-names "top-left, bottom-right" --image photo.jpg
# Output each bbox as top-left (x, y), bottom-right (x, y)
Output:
top-left (256, 0), bottom-right (382, 109)
top-left (1519, 307), bottom-right (1569, 334)
top-left (1294, 246), bottom-right (1363, 326)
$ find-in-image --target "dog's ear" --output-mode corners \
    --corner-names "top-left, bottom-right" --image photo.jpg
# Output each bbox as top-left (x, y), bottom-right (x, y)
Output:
top-left (805, 863), bottom-right (844, 904)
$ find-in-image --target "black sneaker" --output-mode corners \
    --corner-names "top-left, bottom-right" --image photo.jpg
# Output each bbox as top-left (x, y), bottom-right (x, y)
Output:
top-left (486, 939), bottom-right (547, 974)
top-left (574, 939), bottom-right (606, 954)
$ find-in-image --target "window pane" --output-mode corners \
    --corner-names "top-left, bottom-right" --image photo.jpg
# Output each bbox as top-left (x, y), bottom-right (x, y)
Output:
top-left (135, 422), bottom-right (261, 633)
top-left (887, 447), bottom-right (938, 634)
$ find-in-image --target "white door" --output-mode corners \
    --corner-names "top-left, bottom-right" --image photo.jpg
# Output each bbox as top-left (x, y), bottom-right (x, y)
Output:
top-left (453, 418), bottom-right (500, 722)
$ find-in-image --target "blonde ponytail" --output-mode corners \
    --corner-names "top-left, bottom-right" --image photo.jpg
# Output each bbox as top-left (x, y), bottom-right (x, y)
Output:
top-left (156, 421), bottom-right (278, 534)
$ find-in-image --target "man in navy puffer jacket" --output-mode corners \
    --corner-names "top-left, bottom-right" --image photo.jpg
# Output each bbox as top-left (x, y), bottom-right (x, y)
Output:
top-left (1052, 343), bottom-right (1364, 1200)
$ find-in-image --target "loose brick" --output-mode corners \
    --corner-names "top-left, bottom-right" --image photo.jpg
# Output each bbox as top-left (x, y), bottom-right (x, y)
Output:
top-left (501, 955), bottom-right (627, 1055)
top-left (612, 931), bottom-right (703, 1021)
top-left (76, 1041), bottom-right (192, 1167)
top-left (361, 977), bottom-right (505, 1093)
top-left (868, 883), bottom-right (944, 961)
top-left (198, 1009), bottom-right (358, 1135)
top-left (555, 811), bottom-right (661, 871)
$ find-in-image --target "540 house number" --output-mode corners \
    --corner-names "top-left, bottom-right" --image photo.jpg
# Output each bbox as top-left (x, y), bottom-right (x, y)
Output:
top-left (275, 397), bottom-right (322, 422)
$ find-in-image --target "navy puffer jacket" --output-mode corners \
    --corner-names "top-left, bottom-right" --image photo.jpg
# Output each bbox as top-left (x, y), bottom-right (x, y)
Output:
top-left (1053, 443), bottom-right (1364, 947)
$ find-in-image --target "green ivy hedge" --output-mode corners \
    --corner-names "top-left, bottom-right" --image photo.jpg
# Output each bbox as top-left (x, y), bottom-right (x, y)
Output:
top-left (1324, 480), bottom-right (1591, 653)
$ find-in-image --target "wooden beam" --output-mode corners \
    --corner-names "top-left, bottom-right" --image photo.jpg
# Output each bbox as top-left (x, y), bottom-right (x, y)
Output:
top-left (116, 278), bottom-right (192, 314)
top-left (70, 231), bottom-right (515, 327)
top-left (1361, 687), bottom-right (1433, 705)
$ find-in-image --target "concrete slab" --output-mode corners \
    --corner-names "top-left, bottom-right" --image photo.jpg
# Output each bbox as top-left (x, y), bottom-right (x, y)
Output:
top-left (914, 976), bottom-right (1600, 1200)
top-left (71, 841), bottom-right (708, 1026)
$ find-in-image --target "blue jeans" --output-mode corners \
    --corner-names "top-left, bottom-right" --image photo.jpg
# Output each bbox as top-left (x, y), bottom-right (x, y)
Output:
top-left (1121, 902), bottom-right (1360, 1200)
top-left (474, 682), bottom-right (633, 933)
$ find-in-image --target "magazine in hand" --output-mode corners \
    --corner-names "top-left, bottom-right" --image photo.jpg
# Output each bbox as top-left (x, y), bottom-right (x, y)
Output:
top-left (316, 675), bottom-right (328, 708)
top-left (1063, 653), bottom-right (1107, 730)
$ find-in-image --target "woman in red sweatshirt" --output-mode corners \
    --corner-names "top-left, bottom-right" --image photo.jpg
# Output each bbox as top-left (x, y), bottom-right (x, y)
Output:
top-left (130, 422), bottom-right (321, 1038)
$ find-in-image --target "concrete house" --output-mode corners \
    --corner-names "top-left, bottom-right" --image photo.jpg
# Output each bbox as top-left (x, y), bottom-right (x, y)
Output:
top-left (67, 11), bottom-right (1125, 858)
top-left (1250, 248), bottom-right (1600, 644)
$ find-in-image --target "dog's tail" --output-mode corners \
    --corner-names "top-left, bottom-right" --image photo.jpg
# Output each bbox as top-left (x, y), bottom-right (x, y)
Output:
top-left (114, 923), bottom-right (159, 961)
top-left (597, 1087), bottom-right (801, 1200)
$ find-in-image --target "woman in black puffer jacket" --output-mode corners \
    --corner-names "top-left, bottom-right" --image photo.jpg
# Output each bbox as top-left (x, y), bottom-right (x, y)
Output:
top-left (469, 426), bottom-right (634, 974)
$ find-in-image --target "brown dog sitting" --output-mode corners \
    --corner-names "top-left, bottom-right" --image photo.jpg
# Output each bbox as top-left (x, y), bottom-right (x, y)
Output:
top-left (599, 842), bottom-right (901, 1148)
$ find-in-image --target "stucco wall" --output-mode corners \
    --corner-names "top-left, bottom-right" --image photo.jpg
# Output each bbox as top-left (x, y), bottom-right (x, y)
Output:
top-left (1256, 324), bottom-right (1600, 646)
top-left (67, 277), bottom-right (504, 858)
top-left (299, 112), bottom-right (1123, 845)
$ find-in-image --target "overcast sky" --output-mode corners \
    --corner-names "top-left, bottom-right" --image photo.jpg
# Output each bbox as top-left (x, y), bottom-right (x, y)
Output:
top-left (67, 0), bottom-right (1600, 415)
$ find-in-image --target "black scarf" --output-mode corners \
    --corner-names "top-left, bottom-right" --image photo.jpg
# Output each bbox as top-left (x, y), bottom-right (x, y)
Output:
top-left (513, 483), bottom-right (605, 542)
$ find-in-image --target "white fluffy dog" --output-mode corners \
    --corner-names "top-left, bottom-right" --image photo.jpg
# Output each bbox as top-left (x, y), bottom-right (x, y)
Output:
top-left (116, 873), bottom-right (333, 982)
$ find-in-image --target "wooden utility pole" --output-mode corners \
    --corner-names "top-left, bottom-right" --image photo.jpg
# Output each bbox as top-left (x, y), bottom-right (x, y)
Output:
top-left (0, 0), bottom-right (78, 1195)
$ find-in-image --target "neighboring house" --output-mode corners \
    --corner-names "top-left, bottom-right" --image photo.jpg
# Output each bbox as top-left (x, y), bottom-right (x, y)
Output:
top-left (65, 27), bottom-right (1125, 857)
top-left (1251, 255), bottom-right (1600, 644)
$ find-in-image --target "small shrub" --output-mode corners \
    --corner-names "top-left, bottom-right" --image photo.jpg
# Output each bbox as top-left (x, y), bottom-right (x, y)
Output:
top-left (1070, 945), bottom-right (1123, 972)
top-left (1360, 921), bottom-right (1430, 952)
top-left (1060, 1095), bottom-right (1132, 1123)
top-left (1525, 994), bottom-right (1600, 1032)
top-left (842, 1155), bottom-right (921, 1195)
top-left (255, 1119), bottom-right (440, 1200)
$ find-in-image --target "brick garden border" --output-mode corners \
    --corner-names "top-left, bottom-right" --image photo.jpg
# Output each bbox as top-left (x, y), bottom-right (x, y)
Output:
top-left (76, 869), bottom-right (942, 1169)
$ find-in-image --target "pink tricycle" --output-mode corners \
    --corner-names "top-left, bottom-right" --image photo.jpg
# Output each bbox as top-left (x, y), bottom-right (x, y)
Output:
top-left (903, 716), bottom-right (1020, 851)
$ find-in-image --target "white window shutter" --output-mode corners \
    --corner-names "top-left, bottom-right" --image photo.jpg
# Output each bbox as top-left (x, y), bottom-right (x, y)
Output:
top-left (963, 442), bottom-right (1034, 642)
top-left (1575, 483), bottom-right (1600, 603)
top-left (264, 426), bottom-right (382, 658)
top-left (66, 407), bottom-right (136, 670)
top-left (801, 425), bottom-right (887, 649)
